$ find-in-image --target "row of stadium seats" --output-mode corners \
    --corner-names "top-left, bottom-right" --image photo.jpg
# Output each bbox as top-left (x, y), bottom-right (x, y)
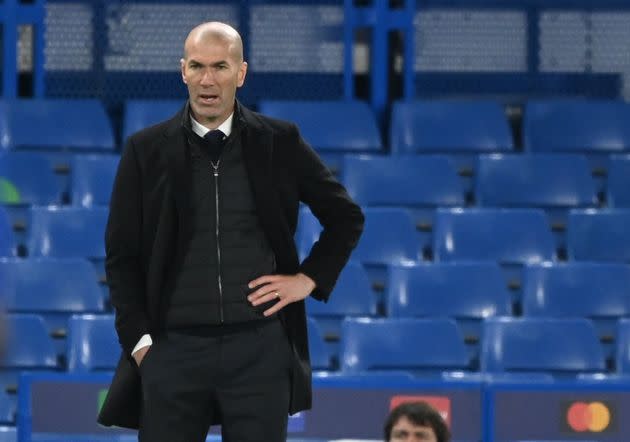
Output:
top-left (7, 152), bottom-right (630, 209)
top-left (0, 153), bottom-right (118, 207)
top-left (6, 313), bottom-right (630, 377)
top-left (4, 206), bottom-right (630, 265)
top-left (3, 99), bottom-right (630, 157)
top-left (3, 312), bottom-right (629, 427)
top-left (5, 258), bottom-right (629, 345)
top-left (4, 206), bottom-right (630, 266)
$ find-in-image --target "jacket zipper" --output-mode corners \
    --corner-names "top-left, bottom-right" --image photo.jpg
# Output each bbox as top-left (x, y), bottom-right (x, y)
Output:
top-left (211, 160), bottom-right (224, 323)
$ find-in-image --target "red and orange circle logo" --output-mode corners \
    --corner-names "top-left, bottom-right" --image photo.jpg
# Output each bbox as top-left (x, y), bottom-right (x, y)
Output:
top-left (566, 401), bottom-right (611, 432)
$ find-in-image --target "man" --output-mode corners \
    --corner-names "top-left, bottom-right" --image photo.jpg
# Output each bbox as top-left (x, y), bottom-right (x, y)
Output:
top-left (97, 21), bottom-right (364, 442)
top-left (384, 402), bottom-right (451, 442)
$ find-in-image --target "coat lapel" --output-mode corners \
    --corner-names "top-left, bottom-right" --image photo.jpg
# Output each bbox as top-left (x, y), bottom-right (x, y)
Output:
top-left (163, 107), bottom-right (192, 237)
top-left (240, 107), bottom-right (297, 271)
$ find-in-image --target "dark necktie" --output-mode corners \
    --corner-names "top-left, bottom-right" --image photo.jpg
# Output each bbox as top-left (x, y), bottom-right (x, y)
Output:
top-left (204, 129), bottom-right (225, 163)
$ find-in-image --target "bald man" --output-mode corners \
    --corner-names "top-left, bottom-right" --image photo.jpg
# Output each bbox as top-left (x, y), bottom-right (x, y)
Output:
top-left (97, 22), bottom-right (364, 442)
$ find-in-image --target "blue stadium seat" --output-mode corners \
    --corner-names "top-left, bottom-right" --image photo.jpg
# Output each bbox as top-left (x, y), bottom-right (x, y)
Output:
top-left (389, 100), bottom-right (513, 192)
top-left (341, 155), bottom-right (464, 207)
top-left (387, 262), bottom-right (510, 318)
top-left (481, 318), bottom-right (605, 375)
top-left (298, 207), bottom-right (420, 266)
top-left (27, 207), bottom-right (108, 258)
top-left (616, 319), bottom-right (630, 375)
top-left (2, 314), bottom-right (57, 369)
top-left (568, 209), bottom-right (630, 262)
top-left (0, 394), bottom-right (14, 424)
top-left (390, 100), bottom-right (513, 155)
top-left (342, 155), bottom-right (465, 256)
top-left (67, 315), bottom-right (120, 372)
top-left (607, 155), bottom-right (630, 207)
top-left (524, 100), bottom-right (630, 154)
top-left (0, 258), bottom-right (105, 338)
top-left (340, 318), bottom-right (469, 373)
top-left (0, 426), bottom-right (15, 442)
top-left (476, 154), bottom-right (597, 208)
top-left (307, 317), bottom-right (330, 371)
top-left (122, 99), bottom-right (183, 142)
top-left (387, 262), bottom-right (510, 365)
top-left (0, 99), bottom-right (114, 152)
top-left (258, 100), bottom-right (382, 174)
top-left (306, 261), bottom-right (375, 317)
top-left (0, 152), bottom-right (60, 205)
top-left (433, 208), bottom-right (555, 264)
top-left (522, 262), bottom-right (630, 359)
top-left (522, 263), bottom-right (630, 318)
top-left (71, 155), bottom-right (119, 207)
top-left (0, 208), bottom-right (14, 256)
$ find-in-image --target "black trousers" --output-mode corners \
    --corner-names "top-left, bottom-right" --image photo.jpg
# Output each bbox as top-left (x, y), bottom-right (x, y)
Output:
top-left (138, 318), bottom-right (292, 442)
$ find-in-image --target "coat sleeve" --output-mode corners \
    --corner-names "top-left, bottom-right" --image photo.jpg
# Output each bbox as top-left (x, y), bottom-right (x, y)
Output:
top-left (291, 124), bottom-right (364, 301)
top-left (105, 137), bottom-right (150, 357)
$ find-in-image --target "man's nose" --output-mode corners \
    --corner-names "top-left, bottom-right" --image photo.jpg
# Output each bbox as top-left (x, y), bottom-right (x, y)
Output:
top-left (200, 70), bottom-right (214, 85)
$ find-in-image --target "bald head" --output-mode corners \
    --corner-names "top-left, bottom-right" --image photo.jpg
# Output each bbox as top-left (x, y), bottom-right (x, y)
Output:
top-left (183, 22), bottom-right (244, 62)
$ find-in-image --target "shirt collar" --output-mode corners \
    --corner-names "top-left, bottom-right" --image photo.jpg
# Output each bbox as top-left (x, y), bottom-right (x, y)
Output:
top-left (190, 112), bottom-right (234, 138)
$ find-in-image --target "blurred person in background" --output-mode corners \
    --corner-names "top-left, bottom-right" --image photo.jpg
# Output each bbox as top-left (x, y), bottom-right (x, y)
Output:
top-left (384, 402), bottom-right (451, 442)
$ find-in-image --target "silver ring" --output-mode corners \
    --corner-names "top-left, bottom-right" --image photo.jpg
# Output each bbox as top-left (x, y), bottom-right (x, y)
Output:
top-left (274, 291), bottom-right (280, 299)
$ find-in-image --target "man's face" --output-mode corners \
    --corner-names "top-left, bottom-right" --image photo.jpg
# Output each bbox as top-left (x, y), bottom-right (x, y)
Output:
top-left (181, 36), bottom-right (247, 127)
top-left (389, 416), bottom-right (438, 442)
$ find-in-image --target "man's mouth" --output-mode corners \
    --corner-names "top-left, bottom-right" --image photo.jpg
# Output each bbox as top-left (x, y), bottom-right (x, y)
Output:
top-left (199, 94), bottom-right (219, 104)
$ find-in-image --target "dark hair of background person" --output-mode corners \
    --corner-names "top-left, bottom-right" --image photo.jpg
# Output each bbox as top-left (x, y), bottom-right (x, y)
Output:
top-left (383, 401), bottom-right (451, 442)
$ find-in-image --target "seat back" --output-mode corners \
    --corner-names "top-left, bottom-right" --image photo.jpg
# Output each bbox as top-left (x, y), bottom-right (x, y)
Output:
top-left (568, 209), bottom-right (630, 262)
top-left (522, 263), bottom-right (630, 317)
top-left (0, 99), bottom-right (114, 151)
top-left (387, 262), bottom-right (510, 318)
top-left (1, 258), bottom-right (104, 312)
top-left (27, 207), bottom-right (108, 258)
top-left (67, 314), bottom-right (120, 372)
top-left (342, 155), bottom-right (464, 207)
top-left (258, 100), bottom-right (382, 153)
top-left (340, 318), bottom-right (469, 372)
top-left (71, 155), bottom-right (119, 207)
top-left (476, 154), bottom-right (597, 207)
top-left (390, 100), bottom-right (513, 154)
top-left (0, 152), bottom-right (60, 205)
top-left (524, 100), bottom-right (630, 153)
top-left (122, 99), bottom-right (183, 141)
top-left (433, 208), bottom-right (555, 264)
top-left (481, 317), bottom-right (605, 374)
top-left (3, 314), bottom-right (57, 369)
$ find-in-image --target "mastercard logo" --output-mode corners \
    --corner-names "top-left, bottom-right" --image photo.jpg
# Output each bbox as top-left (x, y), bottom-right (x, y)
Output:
top-left (565, 401), bottom-right (612, 433)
